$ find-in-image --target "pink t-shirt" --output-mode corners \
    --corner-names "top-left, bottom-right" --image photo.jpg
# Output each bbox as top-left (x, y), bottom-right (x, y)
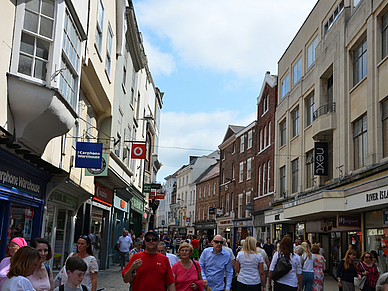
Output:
top-left (172, 261), bottom-right (201, 291)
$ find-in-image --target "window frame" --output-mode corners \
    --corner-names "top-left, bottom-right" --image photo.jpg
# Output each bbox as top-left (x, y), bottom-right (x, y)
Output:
top-left (280, 119), bottom-right (287, 147)
top-left (353, 114), bottom-right (368, 169)
top-left (105, 22), bottom-right (114, 79)
top-left (95, 0), bottom-right (105, 55)
top-left (292, 158), bottom-right (299, 193)
top-left (247, 158), bottom-right (252, 180)
top-left (281, 74), bottom-right (289, 98)
top-left (307, 36), bottom-right (319, 68)
top-left (353, 37), bottom-right (367, 86)
top-left (291, 107), bottom-right (300, 138)
top-left (383, 12), bottom-right (388, 59)
top-left (306, 94), bottom-right (315, 127)
top-left (239, 162), bottom-right (244, 183)
top-left (292, 56), bottom-right (302, 85)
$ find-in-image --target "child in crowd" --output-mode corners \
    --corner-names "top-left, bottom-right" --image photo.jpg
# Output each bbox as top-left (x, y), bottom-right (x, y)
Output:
top-left (54, 256), bottom-right (89, 291)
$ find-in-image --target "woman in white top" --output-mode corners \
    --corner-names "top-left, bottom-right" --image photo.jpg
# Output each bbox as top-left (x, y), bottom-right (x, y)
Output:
top-left (269, 236), bottom-right (303, 291)
top-left (235, 236), bottom-right (265, 291)
top-left (301, 242), bottom-right (315, 291)
top-left (2, 246), bottom-right (40, 291)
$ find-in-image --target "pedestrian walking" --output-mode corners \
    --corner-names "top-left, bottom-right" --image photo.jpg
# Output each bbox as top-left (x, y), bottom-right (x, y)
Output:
top-left (376, 272), bottom-right (388, 291)
top-left (158, 241), bottom-right (179, 268)
top-left (53, 256), bottom-right (88, 291)
top-left (122, 230), bottom-right (175, 291)
top-left (337, 249), bottom-right (358, 291)
top-left (263, 237), bottom-right (275, 262)
top-left (172, 242), bottom-right (204, 291)
top-left (28, 238), bottom-right (54, 291)
top-left (128, 238), bottom-right (144, 261)
top-left (235, 236), bottom-right (265, 291)
top-left (257, 241), bottom-right (271, 280)
top-left (0, 237), bottom-right (28, 290)
top-left (117, 230), bottom-right (133, 271)
top-left (311, 244), bottom-right (326, 291)
top-left (357, 252), bottom-right (379, 291)
top-left (301, 242), bottom-right (314, 291)
top-left (190, 235), bottom-right (200, 260)
top-left (199, 234), bottom-right (233, 291)
top-left (2, 246), bottom-right (40, 291)
top-left (268, 236), bottom-right (302, 291)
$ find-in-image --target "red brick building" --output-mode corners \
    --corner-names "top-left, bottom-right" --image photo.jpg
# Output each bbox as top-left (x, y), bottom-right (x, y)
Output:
top-left (218, 122), bottom-right (257, 249)
top-left (194, 162), bottom-right (219, 238)
top-left (253, 72), bottom-right (277, 241)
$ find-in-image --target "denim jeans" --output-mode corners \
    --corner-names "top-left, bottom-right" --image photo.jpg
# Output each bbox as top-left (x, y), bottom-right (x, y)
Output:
top-left (302, 271), bottom-right (314, 291)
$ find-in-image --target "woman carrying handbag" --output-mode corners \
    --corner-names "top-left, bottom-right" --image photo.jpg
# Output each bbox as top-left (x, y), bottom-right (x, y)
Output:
top-left (356, 252), bottom-right (379, 291)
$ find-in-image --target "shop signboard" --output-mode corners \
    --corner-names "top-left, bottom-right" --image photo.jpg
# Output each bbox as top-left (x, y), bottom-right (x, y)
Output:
top-left (85, 154), bottom-right (108, 176)
top-left (131, 144), bottom-right (146, 159)
top-left (314, 142), bottom-right (328, 176)
top-left (0, 166), bottom-right (44, 197)
top-left (216, 209), bottom-right (223, 215)
top-left (144, 183), bottom-right (152, 193)
top-left (209, 207), bottom-right (215, 214)
top-left (337, 215), bottom-right (360, 227)
top-left (156, 192), bottom-right (165, 199)
top-left (131, 196), bottom-right (144, 214)
top-left (75, 142), bottom-right (103, 168)
top-left (94, 183), bottom-right (113, 206)
top-left (186, 217), bottom-right (190, 222)
top-left (49, 191), bottom-right (79, 209)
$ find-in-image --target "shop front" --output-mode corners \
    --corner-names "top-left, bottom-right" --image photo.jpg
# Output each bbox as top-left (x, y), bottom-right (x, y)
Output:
top-left (253, 213), bottom-right (271, 243)
top-left (0, 148), bottom-right (51, 258)
top-left (89, 182), bottom-right (113, 269)
top-left (233, 218), bottom-right (253, 253)
top-left (216, 217), bottom-right (233, 245)
top-left (265, 208), bottom-right (295, 241)
top-left (194, 221), bottom-right (217, 240)
top-left (44, 189), bottom-right (83, 271)
top-left (130, 191), bottom-right (144, 236)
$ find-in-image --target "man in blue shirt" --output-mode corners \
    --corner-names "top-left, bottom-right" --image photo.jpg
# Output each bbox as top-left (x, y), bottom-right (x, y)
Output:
top-left (199, 234), bottom-right (233, 291)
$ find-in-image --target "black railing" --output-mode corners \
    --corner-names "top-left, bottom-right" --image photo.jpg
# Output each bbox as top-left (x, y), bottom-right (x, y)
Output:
top-left (313, 102), bottom-right (336, 121)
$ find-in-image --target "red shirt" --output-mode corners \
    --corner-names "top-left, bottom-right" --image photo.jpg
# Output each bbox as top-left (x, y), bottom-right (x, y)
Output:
top-left (172, 260), bottom-right (201, 291)
top-left (122, 251), bottom-right (175, 290)
top-left (191, 239), bottom-right (200, 249)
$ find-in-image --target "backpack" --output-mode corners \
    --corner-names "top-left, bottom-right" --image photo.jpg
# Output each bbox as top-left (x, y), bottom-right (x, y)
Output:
top-left (59, 284), bottom-right (88, 291)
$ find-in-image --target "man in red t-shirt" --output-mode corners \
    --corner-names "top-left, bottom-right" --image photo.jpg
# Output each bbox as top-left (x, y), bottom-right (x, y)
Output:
top-left (190, 235), bottom-right (200, 260)
top-left (123, 230), bottom-right (175, 291)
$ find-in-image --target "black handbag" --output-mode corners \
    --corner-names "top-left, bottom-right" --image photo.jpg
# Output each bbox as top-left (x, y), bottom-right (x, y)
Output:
top-left (271, 252), bottom-right (292, 281)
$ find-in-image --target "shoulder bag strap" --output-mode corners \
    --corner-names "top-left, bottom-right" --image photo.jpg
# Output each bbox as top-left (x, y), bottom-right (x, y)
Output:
top-left (191, 259), bottom-right (200, 280)
top-left (44, 264), bottom-right (50, 277)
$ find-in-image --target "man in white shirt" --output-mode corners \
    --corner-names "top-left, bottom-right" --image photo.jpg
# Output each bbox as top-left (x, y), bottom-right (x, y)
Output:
top-left (117, 230), bottom-right (133, 271)
top-left (157, 241), bottom-right (179, 268)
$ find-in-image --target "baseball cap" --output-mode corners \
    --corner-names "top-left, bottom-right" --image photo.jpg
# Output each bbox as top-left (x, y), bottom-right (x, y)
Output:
top-left (145, 230), bottom-right (159, 238)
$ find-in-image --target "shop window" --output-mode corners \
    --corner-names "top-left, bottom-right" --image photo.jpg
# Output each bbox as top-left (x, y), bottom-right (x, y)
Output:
top-left (8, 203), bottom-right (35, 246)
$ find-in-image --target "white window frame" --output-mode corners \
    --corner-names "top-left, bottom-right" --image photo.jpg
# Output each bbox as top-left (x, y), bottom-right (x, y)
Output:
top-left (105, 22), bottom-right (114, 79)
top-left (95, 0), bottom-right (104, 55)
top-left (247, 158), bottom-right (252, 180)
top-left (245, 192), bottom-right (251, 217)
top-left (238, 194), bottom-right (243, 218)
top-left (281, 74), bottom-right (289, 98)
top-left (258, 166), bottom-right (261, 196)
top-left (264, 125), bottom-right (267, 148)
top-left (240, 136), bottom-right (245, 152)
top-left (293, 56), bottom-right (302, 85)
top-left (239, 162), bottom-right (244, 183)
top-left (268, 122), bottom-right (271, 145)
top-left (307, 36), bottom-right (318, 68)
top-left (267, 160), bottom-right (271, 193)
top-left (262, 163), bottom-right (266, 195)
top-left (248, 130), bottom-right (253, 149)
top-left (260, 130), bottom-right (263, 151)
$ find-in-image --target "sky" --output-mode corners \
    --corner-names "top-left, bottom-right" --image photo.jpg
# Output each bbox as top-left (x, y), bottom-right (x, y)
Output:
top-left (132, 0), bottom-right (318, 183)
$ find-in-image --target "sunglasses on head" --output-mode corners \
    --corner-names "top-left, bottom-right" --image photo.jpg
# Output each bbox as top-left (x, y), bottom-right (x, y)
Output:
top-left (145, 237), bottom-right (158, 242)
top-left (213, 240), bottom-right (224, 244)
top-left (79, 235), bottom-right (88, 240)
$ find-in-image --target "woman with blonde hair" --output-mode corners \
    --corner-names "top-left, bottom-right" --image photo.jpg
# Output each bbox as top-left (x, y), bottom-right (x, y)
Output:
top-left (2, 246), bottom-right (40, 291)
top-left (337, 249), bottom-right (358, 291)
top-left (301, 242), bottom-right (315, 291)
top-left (235, 236), bottom-right (265, 291)
top-left (172, 242), bottom-right (203, 291)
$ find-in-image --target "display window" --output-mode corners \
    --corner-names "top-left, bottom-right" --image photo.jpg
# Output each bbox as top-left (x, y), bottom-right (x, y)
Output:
top-left (365, 210), bottom-right (388, 273)
top-left (7, 203), bottom-right (35, 246)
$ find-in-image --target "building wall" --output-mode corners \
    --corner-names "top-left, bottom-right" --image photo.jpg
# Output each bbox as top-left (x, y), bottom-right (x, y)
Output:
top-left (196, 175), bottom-right (219, 222)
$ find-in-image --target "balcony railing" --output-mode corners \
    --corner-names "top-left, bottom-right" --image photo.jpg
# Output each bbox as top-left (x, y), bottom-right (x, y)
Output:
top-left (313, 102), bottom-right (336, 121)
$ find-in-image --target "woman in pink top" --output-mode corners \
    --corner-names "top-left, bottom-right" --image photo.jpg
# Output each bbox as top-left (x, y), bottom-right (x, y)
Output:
top-left (172, 242), bottom-right (204, 291)
top-left (27, 238), bottom-right (54, 291)
top-left (0, 237), bottom-right (28, 290)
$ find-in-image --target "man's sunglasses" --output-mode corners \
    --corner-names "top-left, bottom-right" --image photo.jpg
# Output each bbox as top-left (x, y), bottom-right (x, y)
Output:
top-left (213, 240), bottom-right (224, 244)
top-left (145, 237), bottom-right (158, 242)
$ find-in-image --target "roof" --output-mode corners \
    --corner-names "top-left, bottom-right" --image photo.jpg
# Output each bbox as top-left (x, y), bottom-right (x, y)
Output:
top-left (257, 72), bottom-right (278, 105)
top-left (221, 125), bottom-right (245, 143)
top-left (193, 162), bottom-right (220, 184)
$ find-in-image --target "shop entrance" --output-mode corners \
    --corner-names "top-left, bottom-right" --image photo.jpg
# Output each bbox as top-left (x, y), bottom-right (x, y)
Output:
top-left (7, 203), bottom-right (35, 246)
top-left (45, 206), bottom-right (73, 271)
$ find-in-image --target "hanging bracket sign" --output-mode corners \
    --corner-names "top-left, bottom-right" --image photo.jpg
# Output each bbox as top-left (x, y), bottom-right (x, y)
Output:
top-left (75, 142), bottom-right (103, 168)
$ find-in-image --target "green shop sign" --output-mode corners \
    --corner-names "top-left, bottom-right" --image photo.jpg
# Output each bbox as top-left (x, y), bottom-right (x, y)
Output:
top-left (131, 196), bottom-right (144, 214)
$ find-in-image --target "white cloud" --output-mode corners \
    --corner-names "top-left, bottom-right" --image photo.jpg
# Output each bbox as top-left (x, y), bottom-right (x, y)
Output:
top-left (134, 0), bottom-right (316, 79)
top-left (142, 38), bottom-right (176, 76)
top-left (156, 109), bottom-right (256, 181)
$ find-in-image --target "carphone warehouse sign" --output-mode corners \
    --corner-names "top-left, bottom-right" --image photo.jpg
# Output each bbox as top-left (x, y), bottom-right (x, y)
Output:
top-left (75, 142), bottom-right (103, 168)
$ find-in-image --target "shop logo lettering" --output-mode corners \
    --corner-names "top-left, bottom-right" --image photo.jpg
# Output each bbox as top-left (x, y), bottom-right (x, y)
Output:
top-left (0, 170), bottom-right (40, 193)
top-left (315, 147), bottom-right (325, 174)
top-left (366, 190), bottom-right (388, 202)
